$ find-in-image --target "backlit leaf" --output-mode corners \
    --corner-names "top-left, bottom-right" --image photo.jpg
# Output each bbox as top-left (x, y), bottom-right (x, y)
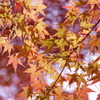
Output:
top-left (36, 0), bottom-right (47, 16)
top-left (7, 55), bottom-right (24, 72)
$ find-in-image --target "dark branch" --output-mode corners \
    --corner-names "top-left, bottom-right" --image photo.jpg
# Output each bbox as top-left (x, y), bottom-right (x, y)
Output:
top-left (82, 19), bottom-right (100, 42)
top-left (42, 20), bottom-right (100, 99)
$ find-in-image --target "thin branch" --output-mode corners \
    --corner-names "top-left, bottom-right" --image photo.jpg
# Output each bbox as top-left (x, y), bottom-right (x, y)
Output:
top-left (42, 65), bottom-right (66, 100)
top-left (94, 84), bottom-right (100, 92)
top-left (42, 19), bottom-right (100, 99)
top-left (82, 19), bottom-right (100, 42)
top-left (62, 82), bottom-right (69, 92)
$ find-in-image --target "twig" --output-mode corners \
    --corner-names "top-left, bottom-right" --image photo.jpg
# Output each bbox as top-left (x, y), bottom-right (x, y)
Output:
top-left (82, 19), bottom-right (100, 42)
top-left (94, 84), bottom-right (100, 92)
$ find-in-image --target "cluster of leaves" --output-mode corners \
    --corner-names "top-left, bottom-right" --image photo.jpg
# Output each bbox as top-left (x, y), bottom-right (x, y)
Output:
top-left (0, 0), bottom-right (100, 100)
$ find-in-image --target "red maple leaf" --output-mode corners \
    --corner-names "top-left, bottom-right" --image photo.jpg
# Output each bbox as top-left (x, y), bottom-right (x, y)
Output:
top-left (14, 3), bottom-right (23, 13)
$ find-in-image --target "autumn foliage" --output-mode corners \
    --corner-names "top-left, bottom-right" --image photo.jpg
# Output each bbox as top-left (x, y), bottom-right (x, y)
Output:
top-left (0, 0), bottom-right (100, 100)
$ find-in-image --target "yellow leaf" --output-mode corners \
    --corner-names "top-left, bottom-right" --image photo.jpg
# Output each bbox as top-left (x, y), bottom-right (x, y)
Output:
top-left (16, 29), bottom-right (22, 37)
top-left (88, 0), bottom-right (98, 4)
top-left (0, 37), bottom-right (6, 45)
top-left (36, 0), bottom-right (47, 16)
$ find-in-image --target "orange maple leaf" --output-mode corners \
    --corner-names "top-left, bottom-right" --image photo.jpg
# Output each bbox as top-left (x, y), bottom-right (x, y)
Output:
top-left (24, 64), bottom-right (44, 80)
top-left (89, 72), bottom-right (100, 84)
top-left (2, 40), bottom-right (13, 55)
top-left (31, 78), bottom-right (48, 92)
top-left (51, 88), bottom-right (68, 100)
top-left (75, 85), bottom-right (95, 100)
top-left (7, 55), bottom-right (24, 72)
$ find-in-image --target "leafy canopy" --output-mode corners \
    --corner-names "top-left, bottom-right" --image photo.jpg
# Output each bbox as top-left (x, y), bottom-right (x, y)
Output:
top-left (0, 0), bottom-right (100, 100)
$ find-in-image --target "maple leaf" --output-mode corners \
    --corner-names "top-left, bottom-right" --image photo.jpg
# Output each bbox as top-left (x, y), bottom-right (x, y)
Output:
top-left (75, 85), bottom-right (95, 100)
top-left (19, 85), bottom-right (33, 100)
top-left (41, 60), bottom-right (54, 75)
top-left (35, 18), bottom-right (46, 32)
top-left (31, 78), bottom-right (48, 92)
top-left (56, 58), bottom-right (66, 68)
top-left (2, 40), bottom-right (13, 55)
top-left (80, 21), bottom-right (94, 30)
top-left (26, 48), bottom-right (39, 64)
top-left (86, 36), bottom-right (100, 52)
top-left (41, 38), bottom-right (54, 50)
top-left (30, 17), bottom-right (49, 40)
top-left (89, 72), bottom-right (100, 84)
top-left (66, 73), bottom-right (86, 87)
top-left (35, 18), bottom-right (48, 39)
top-left (50, 71), bottom-right (66, 86)
top-left (24, 64), bottom-right (44, 80)
top-left (96, 38), bottom-right (100, 50)
top-left (21, 0), bottom-right (33, 10)
top-left (54, 28), bottom-right (66, 38)
top-left (67, 94), bottom-right (79, 100)
top-left (7, 55), bottom-right (24, 72)
top-left (36, 0), bottom-right (47, 16)
top-left (66, 32), bottom-right (77, 49)
top-left (55, 38), bottom-right (68, 51)
top-left (50, 88), bottom-right (68, 100)
top-left (15, 40), bottom-right (32, 57)
top-left (65, 74), bottom-right (75, 85)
